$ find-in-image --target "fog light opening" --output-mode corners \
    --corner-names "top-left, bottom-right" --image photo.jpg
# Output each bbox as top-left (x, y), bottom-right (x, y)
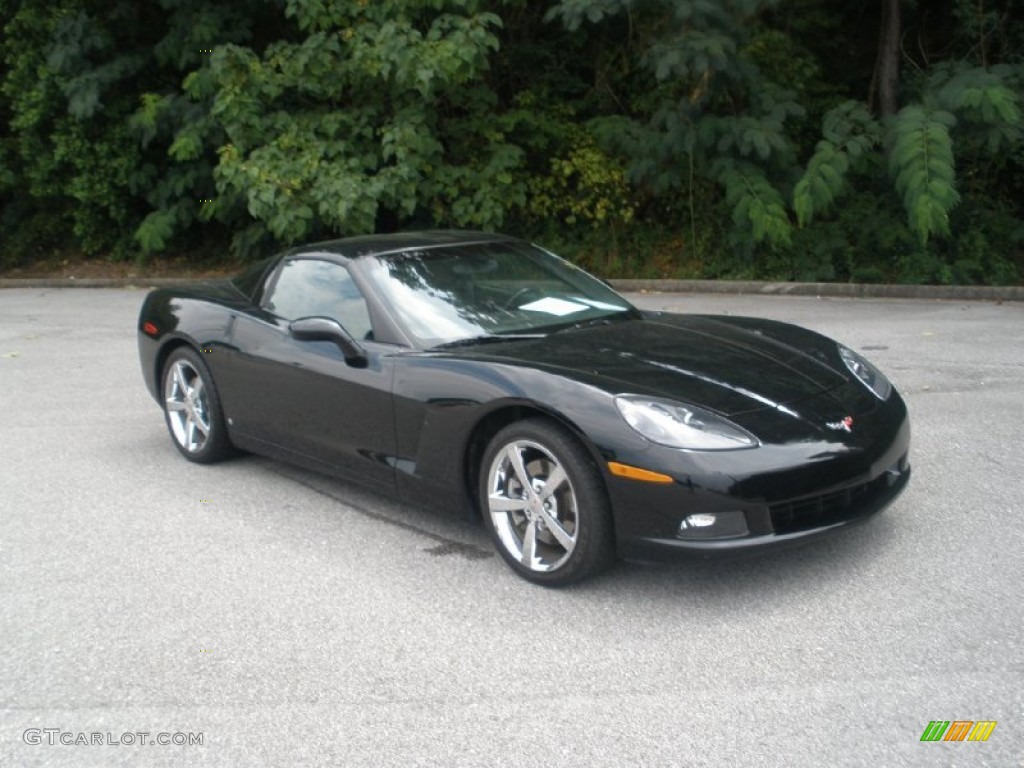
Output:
top-left (678, 510), bottom-right (749, 540)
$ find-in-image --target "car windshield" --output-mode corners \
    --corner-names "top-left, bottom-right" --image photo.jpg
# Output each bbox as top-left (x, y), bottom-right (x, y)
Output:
top-left (362, 240), bottom-right (638, 347)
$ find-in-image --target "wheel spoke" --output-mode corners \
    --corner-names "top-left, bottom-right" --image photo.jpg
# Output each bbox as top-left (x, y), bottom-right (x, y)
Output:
top-left (191, 377), bottom-right (204, 402)
top-left (173, 363), bottom-right (189, 395)
top-left (165, 398), bottom-right (186, 412)
top-left (185, 416), bottom-right (199, 450)
top-left (520, 521), bottom-right (538, 566)
top-left (538, 506), bottom-right (575, 551)
top-left (192, 412), bottom-right (210, 436)
top-left (488, 494), bottom-right (529, 513)
top-left (538, 465), bottom-right (567, 502)
top-left (505, 444), bottom-right (533, 495)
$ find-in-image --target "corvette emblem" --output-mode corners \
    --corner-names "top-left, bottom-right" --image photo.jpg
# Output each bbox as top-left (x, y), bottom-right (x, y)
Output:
top-left (826, 416), bottom-right (854, 433)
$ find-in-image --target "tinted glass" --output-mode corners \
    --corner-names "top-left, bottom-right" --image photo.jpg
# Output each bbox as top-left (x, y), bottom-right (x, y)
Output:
top-left (363, 241), bottom-right (635, 346)
top-left (265, 259), bottom-right (374, 340)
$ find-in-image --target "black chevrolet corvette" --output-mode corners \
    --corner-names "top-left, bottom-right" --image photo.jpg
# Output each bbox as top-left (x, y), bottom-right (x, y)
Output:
top-left (138, 231), bottom-right (910, 585)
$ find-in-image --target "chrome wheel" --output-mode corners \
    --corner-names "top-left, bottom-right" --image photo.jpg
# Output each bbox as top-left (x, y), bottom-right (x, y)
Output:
top-left (164, 359), bottom-right (210, 454)
top-left (486, 439), bottom-right (579, 572)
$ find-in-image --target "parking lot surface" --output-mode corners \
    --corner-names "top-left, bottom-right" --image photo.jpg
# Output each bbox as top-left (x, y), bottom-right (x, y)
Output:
top-left (1, 287), bottom-right (1022, 767)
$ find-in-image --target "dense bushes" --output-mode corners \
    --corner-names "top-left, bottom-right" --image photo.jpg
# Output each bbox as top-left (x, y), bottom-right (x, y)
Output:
top-left (1, 0), bottom-right (1021, 283)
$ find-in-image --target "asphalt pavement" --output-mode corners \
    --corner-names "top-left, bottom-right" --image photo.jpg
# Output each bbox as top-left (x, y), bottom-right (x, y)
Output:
top-left (1, 287), bottom-right (1022, 767)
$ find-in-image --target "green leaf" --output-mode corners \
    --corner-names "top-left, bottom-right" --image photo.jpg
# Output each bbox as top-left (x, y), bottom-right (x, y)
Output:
top-left (168, 131), bottom-right (203, 161)
top-left (888, 105), bottom-right (959, 244)
top-left (793, 101), bottom-right (881, 227)
top-left (134, 209), bottom-right (176, 253)
top-left (715, 161), bottom-right (792, 247)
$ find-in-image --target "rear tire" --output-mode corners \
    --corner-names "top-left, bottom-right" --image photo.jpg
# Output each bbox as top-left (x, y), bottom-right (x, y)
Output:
top-left (480, 418), bottom-right (614, 586)
top-left (161, 347), bottom-right (234, 464)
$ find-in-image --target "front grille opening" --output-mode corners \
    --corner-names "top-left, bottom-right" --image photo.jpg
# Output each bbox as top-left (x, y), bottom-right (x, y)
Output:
top-left (769, 454), bottom-right (907, 535)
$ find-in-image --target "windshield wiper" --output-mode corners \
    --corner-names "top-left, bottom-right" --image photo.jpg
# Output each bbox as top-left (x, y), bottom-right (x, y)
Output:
top-left (430, 333), bottom-right (547, 350)
top-left (551, 312), bottom-right (636, 334)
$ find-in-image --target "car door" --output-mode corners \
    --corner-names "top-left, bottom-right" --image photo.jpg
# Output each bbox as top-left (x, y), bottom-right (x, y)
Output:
top-left (218, 256), bottom-right (397, 490)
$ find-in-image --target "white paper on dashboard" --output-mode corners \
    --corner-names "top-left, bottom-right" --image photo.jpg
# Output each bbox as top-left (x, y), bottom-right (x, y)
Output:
top-left (519, 297), bottom-right (589, 316)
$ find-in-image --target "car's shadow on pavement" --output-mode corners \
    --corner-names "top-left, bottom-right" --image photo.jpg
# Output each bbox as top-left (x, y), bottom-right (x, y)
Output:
top-left (205, 449), bottom-right (902, 607)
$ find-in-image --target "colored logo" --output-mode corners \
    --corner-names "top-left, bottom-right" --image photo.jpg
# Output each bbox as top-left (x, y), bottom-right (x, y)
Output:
top-left (920, 720), bottom-right (997, 742)
top-left (826, 415), bottom-right (854, 433)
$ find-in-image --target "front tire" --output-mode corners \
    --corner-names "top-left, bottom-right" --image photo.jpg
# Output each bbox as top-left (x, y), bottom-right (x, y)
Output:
top-left (480, 419), bottom-right (614, 586)
top-left (161, 347), bottom-right (233, 464)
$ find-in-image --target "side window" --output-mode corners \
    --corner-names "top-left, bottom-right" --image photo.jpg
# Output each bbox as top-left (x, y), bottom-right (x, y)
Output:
top-left (265, 259), bottom-right (374, 340)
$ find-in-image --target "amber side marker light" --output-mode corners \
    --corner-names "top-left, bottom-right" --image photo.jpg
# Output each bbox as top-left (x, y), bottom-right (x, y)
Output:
top-left (142, 321), bottom-right (159, 336)
top-left (607, 461), bottom-right (674, 484)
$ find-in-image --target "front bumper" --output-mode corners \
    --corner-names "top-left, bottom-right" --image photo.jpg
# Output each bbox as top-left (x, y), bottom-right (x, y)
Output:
top-left (615, 459), bottom-right (909, 562)
top-left (606, 405), bottom-right (911, 562)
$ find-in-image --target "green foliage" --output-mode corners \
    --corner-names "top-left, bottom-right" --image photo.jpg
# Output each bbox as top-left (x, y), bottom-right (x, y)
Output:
top-left (548, 0), bottom-right (803, 256)
top-left (0, 0), bottom-right (271, 263)
top-left (931, 64), bottom-right (1022, 153)
top-left (793, 101), bottom-right (881, 226)
top-left (1, 0), bottom-right (1022, 284)
top-left (135, 208), bottom-right (179, 254)
top-left (714, 160), bottom-right (791, 246)
top-left (944, 195), bottom-right (1023, 285)
top-left (198, 2), bottom-right (514, 246)
top-left (888, 106), bottom-right (959, 244)
top-left (528, 130), bottom-right (635, 230)
top-left (794, 61), bottom-right (1022, 252)
top-left (0, 2), bottom-right (146, 259)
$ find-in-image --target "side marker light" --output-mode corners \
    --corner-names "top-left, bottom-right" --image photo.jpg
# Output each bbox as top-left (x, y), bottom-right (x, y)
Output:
top-left (607, 461), bottom-right (674, 484)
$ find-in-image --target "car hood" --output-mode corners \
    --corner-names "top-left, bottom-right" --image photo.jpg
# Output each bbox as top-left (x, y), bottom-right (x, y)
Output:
top-left (447, 314), bottom-right (850, 416)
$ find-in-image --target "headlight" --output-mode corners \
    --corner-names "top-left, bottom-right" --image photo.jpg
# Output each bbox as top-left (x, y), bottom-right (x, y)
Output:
top-left (839, 346), bottom-right (892, 400)
top-left (614, 395), bottom-right (758, 451)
